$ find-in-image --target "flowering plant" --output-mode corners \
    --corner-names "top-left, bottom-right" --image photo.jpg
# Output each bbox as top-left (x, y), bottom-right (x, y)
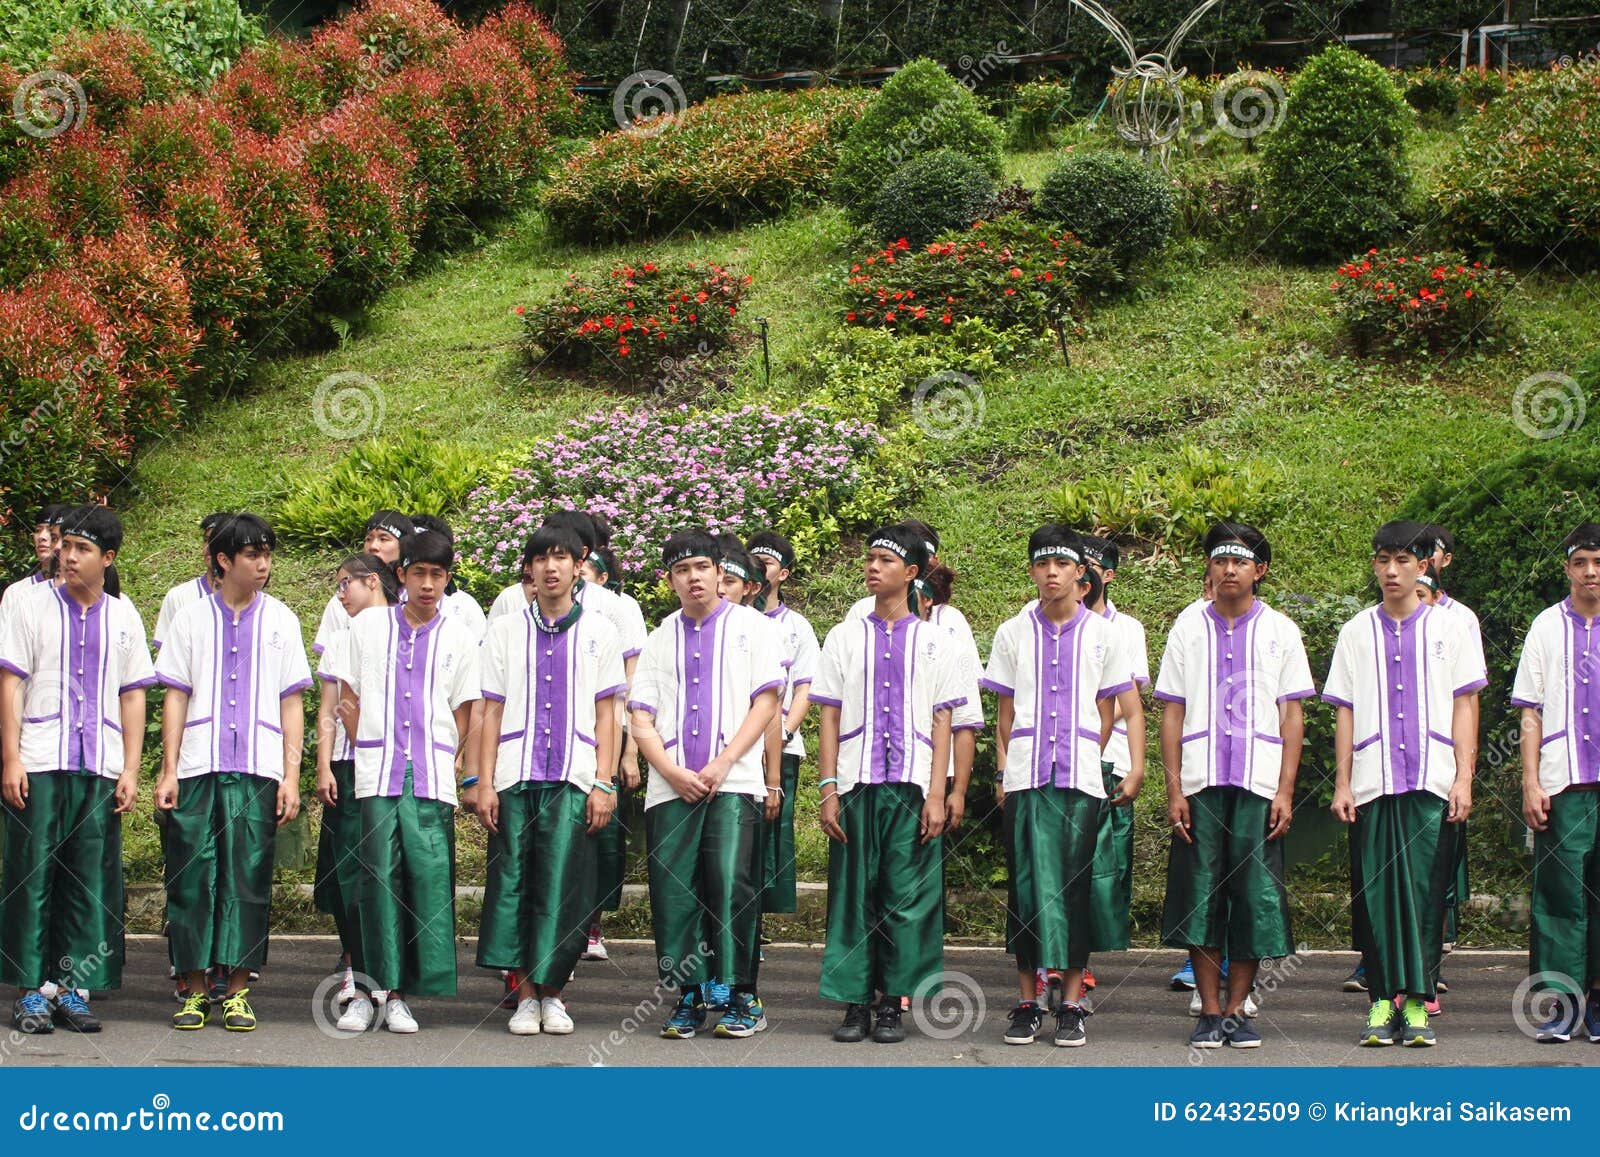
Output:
top-left (1331, 248), bottom-right (1512, 356)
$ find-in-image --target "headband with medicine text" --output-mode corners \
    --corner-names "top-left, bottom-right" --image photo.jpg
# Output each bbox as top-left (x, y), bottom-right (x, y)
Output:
top-left (921, 539), bottom-right (937, 558)
top-left (1568, 541), bottom-right (1600, 558)
top-left (1417, 572), bottom-right (1438, 593)
top-left (373, 520), bottom-right (408, 542)
top-left (1031, 545), bottom-right (1082, 565)
top-left (588, 553), bottom-right (611, 579)
top-left (721, 559), bottom-right (753, 582)
top-left (869, 537), bottom-right (911, 562)
top-left (60, 524), bottom-right (113, 550)
top-left (1082, 545), bottom-right (1108, 567)
top-left (750, 544), bottom-right (789, 567)
top-left (1209, 541), bottom-right (1259, 563)
top-left (664, 545), bottom-right (714, 569)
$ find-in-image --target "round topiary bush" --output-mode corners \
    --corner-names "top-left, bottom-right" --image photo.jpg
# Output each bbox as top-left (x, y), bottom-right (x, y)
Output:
top-left (1261, 44), bottom-right (1411, 261)
top-left (869, 148), bottom-right (995, 247)
top-left (830, 58), bottom-right (1004, 225)
top-left (1036, 149), bottom-right (1174, 267)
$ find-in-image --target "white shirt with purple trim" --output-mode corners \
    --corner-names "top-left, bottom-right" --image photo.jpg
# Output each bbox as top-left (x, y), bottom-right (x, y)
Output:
top-left (767, 603), bottom-right (820, 757)
top-left (481, 605), bottom-right (626, 793)
top-left (153, 575), bottom-right (213, 650)
top-left (441, 589), bottom-right (488, 643)
top-left (1512, 599), bottom-right (1600, 796)
top-left (849, 595), bottom-right (983, 734)
top-left (629, 599), bottom-right (784, 810)
top-left (981, 604), bottom-right (1133, 797)
top-left (316, 631), bottom-right (355, 763)
top-left (812, 612), bottom-right (968, 798)
top-left (1322, 603), bottom-right (1487, 805)
top-left (1436, 592), bottom-right (1487, 687)
top-left (154, 591), bottom-right (313, 782)
top-left (312, 591), bottom-right (346, 657)
top-left (1153, 599), bottom-right (1315, 802)
top-left (490, 580), bottom-right (648, 660)
top-left (1100, 602), bottom-right (1149, 778)
top-left (0, 585), bottom-right (156, 777)
top-left (337, 605), bottom-right (482, 805)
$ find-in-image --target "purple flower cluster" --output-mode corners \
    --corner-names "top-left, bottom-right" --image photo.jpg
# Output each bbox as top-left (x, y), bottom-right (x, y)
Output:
top-left (457, 403), bottom-right (886, 584)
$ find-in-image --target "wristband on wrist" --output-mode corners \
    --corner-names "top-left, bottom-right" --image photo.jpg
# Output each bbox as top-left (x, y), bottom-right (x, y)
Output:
top-left (819, 777), bottom-right (838, 787)
top-left (594, 780), bottom-right (617, 794)
top-left (460, 775), bottom-right (479, 790)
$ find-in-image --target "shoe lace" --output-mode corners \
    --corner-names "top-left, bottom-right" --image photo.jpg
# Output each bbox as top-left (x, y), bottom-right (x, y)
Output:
top-left (57, 990), bottom-right (90, 1014)
top-left (707, 980), bottom-right (731, 1005)
top-left (1367, 1001), bottom-right (1393, 1028)
top-left (1009, 1002), bottom-right (1040, 1026)
top-left (1401, 999), bottom-right (1429, 1028)
top-left (876, 1001), bottom-right (903, 1025)
top-left (672, 990), bottom-right (699, 1020)
top-left (1057, 1002), bottom-right (1090, 1029)
top-left (181, 993), bottom-right (208, 1015)
top-left (845, 1003), bottom-right (872, 1029)
top-left (20, 991), bottom-right (50, 1014)
top-left (223, 989), bottom-right (252, 1015)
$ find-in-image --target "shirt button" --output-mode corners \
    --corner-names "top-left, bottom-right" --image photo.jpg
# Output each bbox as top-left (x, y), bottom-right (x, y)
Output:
top-left (403, 721), bottom-right (411, 728)
top-left (406, 664), bottom-right (413, 671)
top-left (230, 724), bottom-right (237, 730)
top-left (76, 668), bottom-right (83, 675)
top-left (1393, 656), bottom-right (1401, 662)
top-left (404, 692), bottom-right (412, 699)
top-left (1398, 743), bottom-right (1405, 750)
top-left (1225, 730), bottom-right (1232, 737)
top-left (230, 674), bottom-right (237, 681)
top-left (544, 675), bottom-right (552, 682)
top-left (1049, 711), bottom-right (1058, 719)
top-left (228, 699), bottom-right (236, 706)
top-left (1397, 712), bottom-right (1403, 719)
top-left (1051, 659), bottom-right (1059, 666)
top-left (76, 722), bottom-right (83, 729)
top-left (883, 653), bottom-right (891, 660)
top-left (546, 650), bottom-right (553, 657)
top-left (692, 705), bottom-right (700, 711)
top-left (544, 728), bottom-right (552, 735)
top-left (883, 706), bottom-right (890, 713)
top-left (1396, 684), bottom-right (1403, 691)
top-left (883, 681), bottom-right (891, 688)
top-left (884, 732), bottom-right (891, 739)
top-left (1226, 653), bottom-right (1233, 660)
top-left (1225, 677), bottom-right (1232, 684)
top-left (230, 646), bottom-right (237, 654)
top-left (695, 653), bottom-right (702, 660)
top-left (692, 730), bottom-right (700, 737)
top-left (692, 678), bottom-right (700, 685)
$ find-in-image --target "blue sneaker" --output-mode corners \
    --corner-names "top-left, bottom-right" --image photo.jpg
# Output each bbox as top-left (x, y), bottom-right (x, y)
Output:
top-left (1189, 1013), bottom-right (1225, 1049)
top-left (705, 979), bottom-right (732, 1012)
top-left (1225, 1015), bottom-right (1261, 1049)
top-left (12, 992), bottom-right (53, 1035)
top-left (713, 992), bottom-right (767, 1038)
top-left (661, 989), bottom-right (707, 1039)
top-left (1171, 959), bottom-right (1196, 991)
top-left (1342, 964), bottom-right (1368, 993)
top-left (51, 989), bottom-right (101, 1033)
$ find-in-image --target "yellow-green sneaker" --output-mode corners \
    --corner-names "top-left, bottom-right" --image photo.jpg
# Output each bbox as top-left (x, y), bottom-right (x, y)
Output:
top-left (1400, 997), bottom-right (1436, 1047)
top-left (1359, 999), bottom-right (1397, 1047)
top-left (172, 992), bottom-right (210, 1031)
top-left (221, 988), bottom-right (257, 1032)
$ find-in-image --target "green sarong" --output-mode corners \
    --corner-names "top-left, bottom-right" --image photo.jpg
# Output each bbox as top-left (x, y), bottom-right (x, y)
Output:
top-left (312, 758), bottom-right (359, 952)
top-left (163, 772), bottom-right (278, 974)
top-left (819, 783), bottom-right (944, 1003)
top-left (1161, 785), bottom-right (1293, 960)
top-left (761, 753), bottom-right (801, 913)
top-left (476, 780), bottom-right (597, 988)
top-left (594, 786), bottom-right (631, 915)
top-left (1351, 791), bottom-right (1452, 1001)
top-left (645, 792), bottom-right (764, 989)
top-left (351, 764), bottom-right (457, 996)
top-left (0, 773), bottom-right (124, 990)
top-left (1088, 762), bottom-right (1133, 952)
top-left (1004, 784), bottom-right (1099, 972)
top-left (1530, 788), bottom-right (1600, 996)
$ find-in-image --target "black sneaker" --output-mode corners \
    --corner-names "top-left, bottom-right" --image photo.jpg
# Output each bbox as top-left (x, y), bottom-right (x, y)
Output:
top-left (1005, 1001), bottom-right (1046, 1045)
top-left (872, 998), bottom-right (906, 1044)
top-left (12, 992), bottom-right (53, 1035)
top-left (51, 990), bottom-right (101, 1033)
top-left (172, 992), bottom-right (210, 1030)
top-left (221, 988), bottom-right (257, 1032)
top-left (1053, 1002), bottom-right (1089, 1047)
top-left (1189, 1013), bottom-right (1226, 1049)
top-left (833, 1002), bottom-right (872, 1043)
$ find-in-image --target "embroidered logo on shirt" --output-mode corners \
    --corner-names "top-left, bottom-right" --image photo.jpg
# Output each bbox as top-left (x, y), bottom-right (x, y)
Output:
top-left (1432, 640), bottom-right (1445, 660)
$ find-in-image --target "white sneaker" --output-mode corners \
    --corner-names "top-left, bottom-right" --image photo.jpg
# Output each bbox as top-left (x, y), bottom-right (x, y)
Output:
top-left (384, 998), bottom-right (419, 1034)
top-left (508, 997), bottom-right (542, 1036)
top-left (1189, 989), bottom-right (1202, 1017)
top-left (581, 936), bottom-right (609, 962)
top-left (337, 994), bottom-right (375, 1032)
top-left (336, 967), bottom-right (358, 1006)
top-left (541, 995), bottom-right (574, 1035)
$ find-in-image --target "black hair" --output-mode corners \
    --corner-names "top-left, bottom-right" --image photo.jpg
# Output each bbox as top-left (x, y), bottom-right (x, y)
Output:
top-left (1372, 520), bottom-right (1435, 559)
top-left (364, 510), bottom-right (414, 542)
top-left (1081, 533), bottom-right (1120, 571)
top-left (1563, 523), bottom-right (1600, 559)
top-left (1425, 523), bottom-right (1455, 555)
top-left (1028, 523), bottom-right (1087, 562)
top-left (867, 524), bottom-right (928, 578)
top-left (747, 530), bottom-right (796, 572)
top-left (208, 513), bottom-right (275, 577)
top-left (522, 526), bottom-right (585, 566)
top-left (34, 503), bottom-right (67, 528)
top-left (199, 512), bottom-right (231, 540)
top-left (901, 518), bottom-right (940, 557)
top-left (543, 509), bottom-right (597, 555)
top-left (409, 513), bottom-right (454, 543)
top-left (1080, 562), bottom-right (1105, 609)
top-left (59, 505), bottom-right (125, 555)
top-left (924, 561), bottom-right (956, 606)
top-left (103, 563), bottom-right (121, 599)
top-left (596, 546), bottom-right (624, 594)
top-left (587, 510), bottom-right (613, 547)
top-left (339, 552), bottom-right (401, 604)
top-left (662, 529), bottom-right (721, 569)
top-left (398, 529), bottom-right (453, 572)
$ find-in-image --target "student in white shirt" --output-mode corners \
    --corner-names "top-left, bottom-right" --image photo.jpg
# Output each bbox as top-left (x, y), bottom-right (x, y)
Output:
top-left (155, 513), bottom-right (312, 1033)
top-left (0, 506), bottom-right (154, 1036)
top-left (152, 512), bottom-right (230, 650)
top-left (475, 525), bottom-right (626, 1036)
top-left (409, 514), bottom-right (488, 642)
top-left (0, 504), bottom-right (66, 639)
top-left (311, 510), bottom-right (412, 657)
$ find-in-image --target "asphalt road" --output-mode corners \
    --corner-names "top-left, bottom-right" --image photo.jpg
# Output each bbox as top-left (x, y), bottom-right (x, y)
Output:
top-left (3, 937), bottom-right (1594, 1067)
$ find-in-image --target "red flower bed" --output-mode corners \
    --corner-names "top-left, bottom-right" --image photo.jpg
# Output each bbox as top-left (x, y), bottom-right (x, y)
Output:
top-left (1331, 247), bottom-right (1514, 356)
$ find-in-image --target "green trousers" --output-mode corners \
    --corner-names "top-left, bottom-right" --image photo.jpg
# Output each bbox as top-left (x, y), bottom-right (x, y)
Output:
top-left (646, 792), bottom-right (764, 989)
top-left (820, 783), bottom-right (944, 1003)
top-left (594, 786), bottom-right (631, 915)
top-left (1088, 763), bottom-right (1133, 952)
top-left (352, 766), bottom-right (457, 996)
top-left (163, 772), bottom-right (278, 974)
top-left (312, 759), bottom-right (359, 953)
top-left (1004, 785), bottom-right (1099, 972)
top-left (476, 781), bottom-right (597, 988)
top-left (1531, 788), bottom-right (1600, 996)
top-left (0, 773), bottom-right (124, 990)
top-left (1351, 791), bottom-right (1452, 1001)
top-left (1161, 786), bottom-right (1293, 960)
top-left (762, 753), bottom-right (801, 913)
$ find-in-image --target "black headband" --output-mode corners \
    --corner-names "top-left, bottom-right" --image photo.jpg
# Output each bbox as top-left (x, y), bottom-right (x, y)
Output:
top-left (664, 545), bottom-right (713, 569)
top-left (870, 537), bottom-right (910, 562)
top-left (1209, 541), bottom-right (1258, 563)
top-left (1032, 544), bottom-right (1082, 565)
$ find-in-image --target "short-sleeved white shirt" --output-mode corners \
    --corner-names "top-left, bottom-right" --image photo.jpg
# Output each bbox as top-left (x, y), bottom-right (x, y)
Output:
top-left (335, 605), bottom-right (482, 805)
top-left (481, 605), bottom-right (627, 792)
top-left (312, 591), bottom-right (346, 656)
top-left (316, 631), bottom-right (356, 763)
top-left (1153, 599), bottom-right (1316, 801)
top-left (154, 591), bottom-right (313, 781)
top-left (490, 580), bottom-right (647, 660)
top-left (1512, 599), bottom-right (1600, 795)
top-left (628, 599), bottom-right (784, 810)
top-left (981, 603), bottom-right (1133, 796)
top-left (766, 603), bottom-right (820, 756)
top-left (851, 596), bottom-right (983, 733)
top-left (153, 575), bottom-right (213, 650)
top-left (0, 585), bottom-right (157, 777)
top-left (1322, 603), bottom-right (1487, 805)
top-left (1101, 602), bottom-right (1149, 777)
top-left (811, 613), bottom-right (968, 798)
top-left (1437, 592), bottom-right (1487, 687)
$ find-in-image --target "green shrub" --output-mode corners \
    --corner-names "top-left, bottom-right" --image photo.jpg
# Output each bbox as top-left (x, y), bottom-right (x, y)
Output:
top-left (869, 148), bottom-right (994, 247)
top-left (1173, 159), bottom-right (1263, 252)
top-left (830, 58), bottom-right (1004, 224)
top-left (1037, 150), bottom-right (1175, 267)
top-left (0, 0), bottom-right (260, 82)
top-left (1399, 65), bottom-right (1461, 120)
top-left (272, 429), bottom-right (494, 549)
top-left (1005, 79), bottom-right (1073, 150)
top-left (1261, 45), bottom-right (1411, 261)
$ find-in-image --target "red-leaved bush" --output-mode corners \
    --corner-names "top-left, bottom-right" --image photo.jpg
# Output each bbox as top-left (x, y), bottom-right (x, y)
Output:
top-left (48, 28), bottom-right (180, 134)
top-left (209, 38), bottom-right (327, 138)
top-left (224, 135), bottom-right (332, 353)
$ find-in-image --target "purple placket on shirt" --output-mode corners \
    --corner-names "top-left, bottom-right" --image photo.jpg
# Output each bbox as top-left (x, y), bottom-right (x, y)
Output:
top-left (1380, 606), bottom-right (1425, 793)
top-left (1566, 602), bottom-right (1600, 784)
top-left (530, 621), bottom-right (573, 781)
top-left (387, 608), bottom-right (436, 797)
top-left (678, 600), bottom-right (726, 772)
top-left (1030, 605), bottom-right (1083, 790)
top-left (1207, 601), bottom-right (1261, 789)
top-left (868, 615), bottom-right (914, 784)
top-left (217, 594), bottom-right (258, 772)
top-left (64, 590), bottom-right (105, 773)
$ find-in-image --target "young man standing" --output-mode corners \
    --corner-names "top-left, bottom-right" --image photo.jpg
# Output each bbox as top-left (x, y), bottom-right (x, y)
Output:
top-left (984, 526), bottom-right (1142, 1048)
top-left (1156, 523), bottom-right (1315, 1050)
top-left (408, 514), bottom-right (488, 643)
top-left (812, 525), bottom-right (968, 1045)
top-left (476, 525), bottom-right (626, 1036)
top-left (1325, 520), bottom-right (1485, 1048)
top-left (153, 513), bottom-right (231, 651)
top-left (1514, 523), bottom-right (1600, 1042)
top-left (1, 506), bottom-right (154, 1034)
top-left (155, 513), bottom-right (311, 1033)
top-left (629, 530), bottom-right (783, 1040)
top-left (333, 530), bottom-right (481, 1034)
